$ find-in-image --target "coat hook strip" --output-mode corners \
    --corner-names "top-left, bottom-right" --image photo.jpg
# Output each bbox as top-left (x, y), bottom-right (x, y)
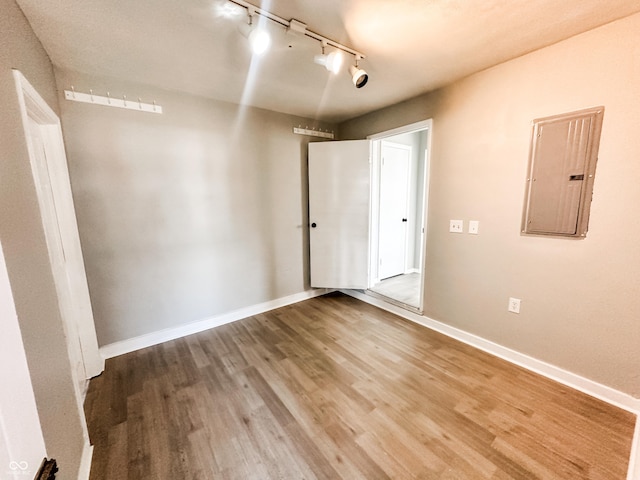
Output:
top-left (292, 126), bottom-right (334, 139)
top-left (63, 88), bottom-right (162, 114)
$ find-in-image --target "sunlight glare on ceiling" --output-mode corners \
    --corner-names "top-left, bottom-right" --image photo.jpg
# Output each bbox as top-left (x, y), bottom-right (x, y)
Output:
top-left (213, 0), bottom-right (244, 19)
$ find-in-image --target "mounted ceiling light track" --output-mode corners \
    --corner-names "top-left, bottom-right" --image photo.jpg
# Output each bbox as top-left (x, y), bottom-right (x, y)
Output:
top-left (227, 0), bottom-right (368, 88)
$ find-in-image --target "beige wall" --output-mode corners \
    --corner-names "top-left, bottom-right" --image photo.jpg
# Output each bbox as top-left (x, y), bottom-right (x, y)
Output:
top-left (55, 70), bottom-right (334, 346)
top-left (340, 13), bottom-right (640, 397)
top-left (0, 0), bottom-right (88, 477)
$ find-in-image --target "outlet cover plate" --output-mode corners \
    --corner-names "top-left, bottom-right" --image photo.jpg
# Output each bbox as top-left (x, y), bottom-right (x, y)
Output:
top-left (450, 219), bottom-right (463, 233)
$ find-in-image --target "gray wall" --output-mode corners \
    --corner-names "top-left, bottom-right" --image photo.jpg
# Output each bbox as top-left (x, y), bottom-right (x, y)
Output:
top-left (55, 70), bottom-right (334, 346)
top-left (340, 13), bottom-right (640, 397)
top-left (0, 0), bottom-right (88, 477)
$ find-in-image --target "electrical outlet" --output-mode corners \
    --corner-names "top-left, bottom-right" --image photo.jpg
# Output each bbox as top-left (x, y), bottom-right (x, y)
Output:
top-left (508, 297), bottom-right (521, 314)
top-left (468, 220), bottom-right (479, 234)
top-left (449, 219), bottom-right (463, 233)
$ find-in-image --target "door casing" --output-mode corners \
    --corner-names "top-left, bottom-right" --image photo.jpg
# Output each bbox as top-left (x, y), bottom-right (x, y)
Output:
top-left (13, 70), bottom-right (104, 392)
top-left (368, 119), bottom-right (432, 312)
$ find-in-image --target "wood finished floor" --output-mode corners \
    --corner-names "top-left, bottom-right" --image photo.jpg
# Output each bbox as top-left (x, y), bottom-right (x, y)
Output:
top-left (85, 292), bottom-right (636, 479)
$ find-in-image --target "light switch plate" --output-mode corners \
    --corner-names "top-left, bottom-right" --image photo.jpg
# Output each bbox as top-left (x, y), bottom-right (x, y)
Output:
top-left (469, 220), bottom-right (479, 234)
top-left (508, 297), bottom-right (521, 314)
top-left (449, 220), bottom-right (463, 233)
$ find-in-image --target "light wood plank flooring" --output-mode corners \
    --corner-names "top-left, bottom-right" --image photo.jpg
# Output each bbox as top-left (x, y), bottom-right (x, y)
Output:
top-left (85, 292), bottom-right (636, 479)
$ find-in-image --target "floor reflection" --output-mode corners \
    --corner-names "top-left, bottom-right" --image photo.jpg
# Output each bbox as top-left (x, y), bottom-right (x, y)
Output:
top-left (370, 272), bottom-right (420, 307)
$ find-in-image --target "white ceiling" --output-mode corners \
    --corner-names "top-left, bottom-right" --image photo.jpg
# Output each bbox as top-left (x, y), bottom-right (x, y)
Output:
top-left (15, 0), bottom-right (640, 123)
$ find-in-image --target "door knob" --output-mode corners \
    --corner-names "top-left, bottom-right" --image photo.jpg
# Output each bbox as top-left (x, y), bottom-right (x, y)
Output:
top-left (311, 222), bottom-right (317, 228)
top-left (402, 218), bottom-right (407, 222)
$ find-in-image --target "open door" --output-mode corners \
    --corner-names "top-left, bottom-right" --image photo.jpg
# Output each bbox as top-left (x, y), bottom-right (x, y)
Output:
top-left (378, 141), bottom-right (411, 279)
top-left (0, 241), bottom-right (47, 480)
top-left (309, 140), bottom-right (370, 288)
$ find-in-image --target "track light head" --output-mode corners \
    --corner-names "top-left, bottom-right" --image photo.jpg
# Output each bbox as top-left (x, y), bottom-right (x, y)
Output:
top-left (247, 27), bottom-right (271, 55)
top-left (239, 11), bottom-right (271, 56)
top-left (314, 51), bottom-right (344, 74)
top-left (349, 64), bottom-right (368, 88)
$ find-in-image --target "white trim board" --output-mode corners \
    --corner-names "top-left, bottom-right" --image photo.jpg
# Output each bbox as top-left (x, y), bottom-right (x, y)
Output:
top-left (100, 289), bottom-right (334, 359)
top-left (340, 289), bottom-right (640, 480)
top-left (78, 443), bottom-right (93, 480)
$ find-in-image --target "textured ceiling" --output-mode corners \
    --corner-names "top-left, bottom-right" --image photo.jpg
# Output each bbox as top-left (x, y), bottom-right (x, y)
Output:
top-left (15, 0), bottom-right (640, 123)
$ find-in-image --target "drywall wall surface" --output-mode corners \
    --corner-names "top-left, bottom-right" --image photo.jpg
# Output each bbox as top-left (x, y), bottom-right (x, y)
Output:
top-left (0, 0), bottom-right (88, 477)
top-left (340, 92), bottom-right (444, 142)
top-left (340, 13), bottom-right (640, 397)
top-left (55, 70), bottom-right (334, 346)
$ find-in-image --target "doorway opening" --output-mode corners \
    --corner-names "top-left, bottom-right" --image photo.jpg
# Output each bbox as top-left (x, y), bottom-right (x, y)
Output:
top-left (368, 120), bottom-right (431, 312)
top-left (307, 119), bottom-right (432, 313)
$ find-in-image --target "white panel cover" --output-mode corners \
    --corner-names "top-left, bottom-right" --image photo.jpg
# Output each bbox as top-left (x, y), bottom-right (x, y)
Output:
top-left (309, 140), bottom-right (370, 288)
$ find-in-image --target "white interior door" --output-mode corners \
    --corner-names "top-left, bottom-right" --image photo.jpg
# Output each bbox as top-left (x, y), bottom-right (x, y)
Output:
top-left (378, 142), bottom-right (410, 280)
top-left (0, 241), bottom-right (47, 480)
top-left (309, 140), bottom-right (370, 288)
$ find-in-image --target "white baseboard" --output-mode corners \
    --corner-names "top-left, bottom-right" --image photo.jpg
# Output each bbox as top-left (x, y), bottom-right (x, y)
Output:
top-left (99, 289), bottom-right (334, 359)
top-left (341, 289), bottom-right (640, 480)
top-left (77, 442), bottom-right (93, 480)
top-left (342, 289), bottom-right (640, 413)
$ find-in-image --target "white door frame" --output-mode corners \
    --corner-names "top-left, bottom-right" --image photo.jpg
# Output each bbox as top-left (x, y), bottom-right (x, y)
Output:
top-left (368, 119), bottom-right (433, 312)
top-left (13, 70), bottom-right (104, 387)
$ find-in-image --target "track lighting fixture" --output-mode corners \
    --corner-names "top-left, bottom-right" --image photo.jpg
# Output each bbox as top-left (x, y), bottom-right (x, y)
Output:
top-left (314, 42), bottom-right (344, 74)
top-left (349, 55), bottom-right (368, 89)
top-left (228, 0), bottom-right (368, 87)
top-left (239, 8), bottom-right (271, 56)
